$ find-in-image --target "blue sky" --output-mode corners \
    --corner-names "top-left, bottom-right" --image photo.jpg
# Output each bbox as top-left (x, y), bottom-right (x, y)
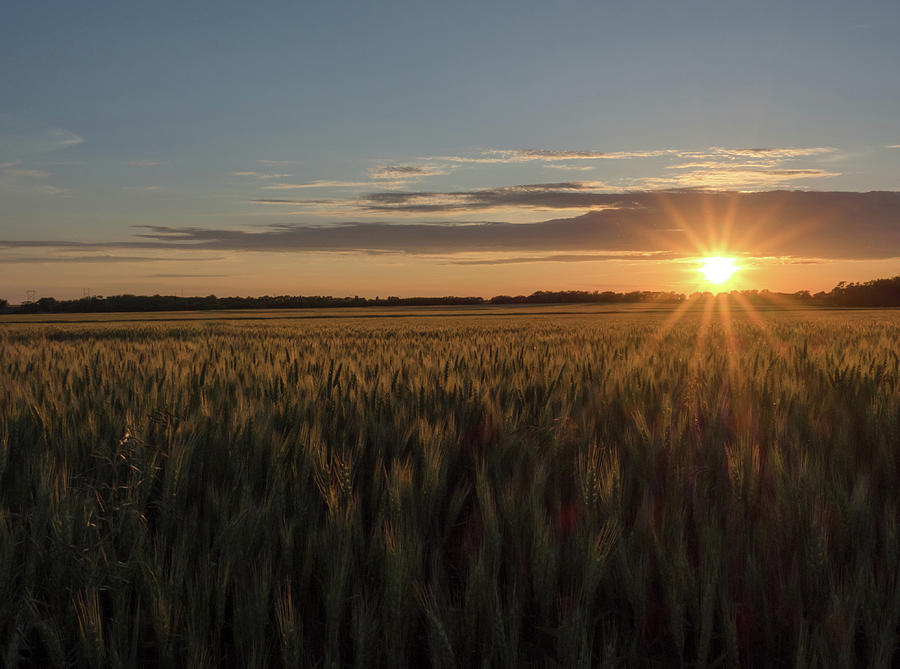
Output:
top-left (2, 0), bottom-right (900, 300)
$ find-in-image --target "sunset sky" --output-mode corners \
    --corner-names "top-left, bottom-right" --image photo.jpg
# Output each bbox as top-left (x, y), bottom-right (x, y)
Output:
top-left (2, 0), bottom-right (900, 302)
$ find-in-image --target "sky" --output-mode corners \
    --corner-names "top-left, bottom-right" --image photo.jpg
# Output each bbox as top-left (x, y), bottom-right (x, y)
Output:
top-left (2, 0), bottom-right (899, 302)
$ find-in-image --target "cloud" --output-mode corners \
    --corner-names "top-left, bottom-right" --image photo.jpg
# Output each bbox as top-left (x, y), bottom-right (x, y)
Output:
top-left (253, 173), bottom-right (845, 219)
top-left (678, 146), bottom-right (835, 159)
top-left (232, 171), bottom-right (293, 179)
top-left (54, 130), bottom-right (83, 146)
top-left (888, 145), bottom-right (900, 149)
top-left (245, 198), bottom-right (363, 218)
top-left (255, 159), bottom-right (293, 166)
top-left (123, 160), bottom-right (162, 167)
top-left (0, 162), bottom-right (70, 195)
top-left (5, 191), bottom-right (898, 261)
top-left (0, 115), bottom-right (83, 159)
top-left (251, 198), bottom-right (336, 205)
top-left (141, 190), bottom-right (900, 260)
top-left (2, 167), bottom-right (49, 178)
top-left (258, 168), bottom-right (440, 192)
top-left (667, 161), bottom-right (779, 170)
top-left (545, 164), bottom-right (595, 171)
top-left (263, 180), bottom-right (409, 190)
top-left (423, 146), bottom-right (831, 165)
top-left (250, 183), bottom-right (620, 218)
top-left (446, 252), bottom-right (684, 265)
top-left (123, 185), bottom-right (161, 191)
top-left (421, 145), bottom-right (835, 174)
top-left (640, 167), bottom-right (840, 190)
top-left (0, 254), bottom-right (221, 263)
top-left (429, 148), bottom-right (678, 164)
top-left (274, 148), bottom-right (830, 171)
top-left (356, 182), bottom-right (626, 214)
top-left (391, 146), bottom-right (839, 192)
top-left (369, 164), bottom-right (447, 179)
top-left (36, 185), bottom-right (70, 196)
top-left (240, 146), bottom-right (837, 204)
top-left (632, 146), bottom-right (841, 189)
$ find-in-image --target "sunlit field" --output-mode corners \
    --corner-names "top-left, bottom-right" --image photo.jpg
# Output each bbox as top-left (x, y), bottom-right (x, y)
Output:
top-left (2, 307), bottom-right (899, 667)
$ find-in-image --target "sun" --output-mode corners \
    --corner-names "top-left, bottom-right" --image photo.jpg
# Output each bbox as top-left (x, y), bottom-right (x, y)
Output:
top-left (698, 256), bottom-right (738, 285)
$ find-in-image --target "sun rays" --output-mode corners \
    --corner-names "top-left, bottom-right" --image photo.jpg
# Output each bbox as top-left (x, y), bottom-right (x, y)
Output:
top-left (624, 188), bottom-right (803, 385)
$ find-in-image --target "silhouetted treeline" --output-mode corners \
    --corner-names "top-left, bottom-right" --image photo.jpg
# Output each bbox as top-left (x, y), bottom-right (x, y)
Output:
top-left (489, 290), bottom-right (685, 304)
top-left (690, 278), bottom-right (900, 307)
top-left (817, 276), bottom-right (900, 307)
top-left (9, 294), bottom-right (486, 314)
top-left (7, 291), bottom-right (682, 314)
top-left (4, 277), bottom-right (900, 313)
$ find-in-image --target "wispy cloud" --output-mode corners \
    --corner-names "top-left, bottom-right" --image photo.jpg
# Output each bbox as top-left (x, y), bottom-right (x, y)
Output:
top-left (54, 130), bottom-right (83, 146)
top-left (0, 254), bottom-right (222, 263)
top-left (239, 145), bottom-right (838, 202)
top-left (429, 148), bottom-right (677, 164)
top-left (678, 146), bottom-right (835, 159)
top-left (255, 166), bottom-right (445, 194)
top-left (123, 160), bottom-right (163, 167)
top-left (544, 164), bottom-right (595, 171)
top-left (368, 164), bottom-right (447, 179)
top-left (0, 163), bottom-right (67, 195)
top-left (359, 182), bottom-right (622, 213)
top-left (640, 167), bottom-right (840, 190)
top-left (251, 198), bottom-right (337, 205)
top-left (888, 144), bottom-right (900, 149)
top-left (36, 185), bottom-right (70, 196)
top-left (638, 146), bottom-right (841, 189)
top-left (446, 252), bottom-right (683, 265)
top-left (392, 146), bottom-right (840, 192)
top-left (248, 182), bottom-right (620, 216)
top-left (0, 115), bottom-right (83, 159)
top-left (263, 180), bottom-right (409, 190)
top-left (232, 171), bottom-right (293, 179)
top-left (0, 167), bottom-right (49, 178)
top-left (123, 185), bottom-right (161, 191)
top-left (667, 161), bottom-right (775, 170)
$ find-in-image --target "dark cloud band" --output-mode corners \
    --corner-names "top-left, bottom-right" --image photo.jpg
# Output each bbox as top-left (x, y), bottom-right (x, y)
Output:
top-left (3, 190), bottom-right (899, 260)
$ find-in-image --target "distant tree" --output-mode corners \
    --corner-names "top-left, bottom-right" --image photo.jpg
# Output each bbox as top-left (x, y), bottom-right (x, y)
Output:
top-left (36, 297), bottom-right (59, 312)
top-left (0, 298), bottom-right (7, 310)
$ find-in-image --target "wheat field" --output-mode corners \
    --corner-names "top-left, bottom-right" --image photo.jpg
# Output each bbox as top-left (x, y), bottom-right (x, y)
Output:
top-left (1, 308), bottom-right (899, 667)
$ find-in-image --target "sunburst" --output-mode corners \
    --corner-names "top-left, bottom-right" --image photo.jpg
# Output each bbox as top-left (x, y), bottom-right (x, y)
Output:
top-left (698, 256), bottom-right (738, 285)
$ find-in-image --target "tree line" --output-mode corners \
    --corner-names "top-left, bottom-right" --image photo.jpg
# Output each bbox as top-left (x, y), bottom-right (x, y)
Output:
top-left (2, 276), bottom-right (900, 313)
